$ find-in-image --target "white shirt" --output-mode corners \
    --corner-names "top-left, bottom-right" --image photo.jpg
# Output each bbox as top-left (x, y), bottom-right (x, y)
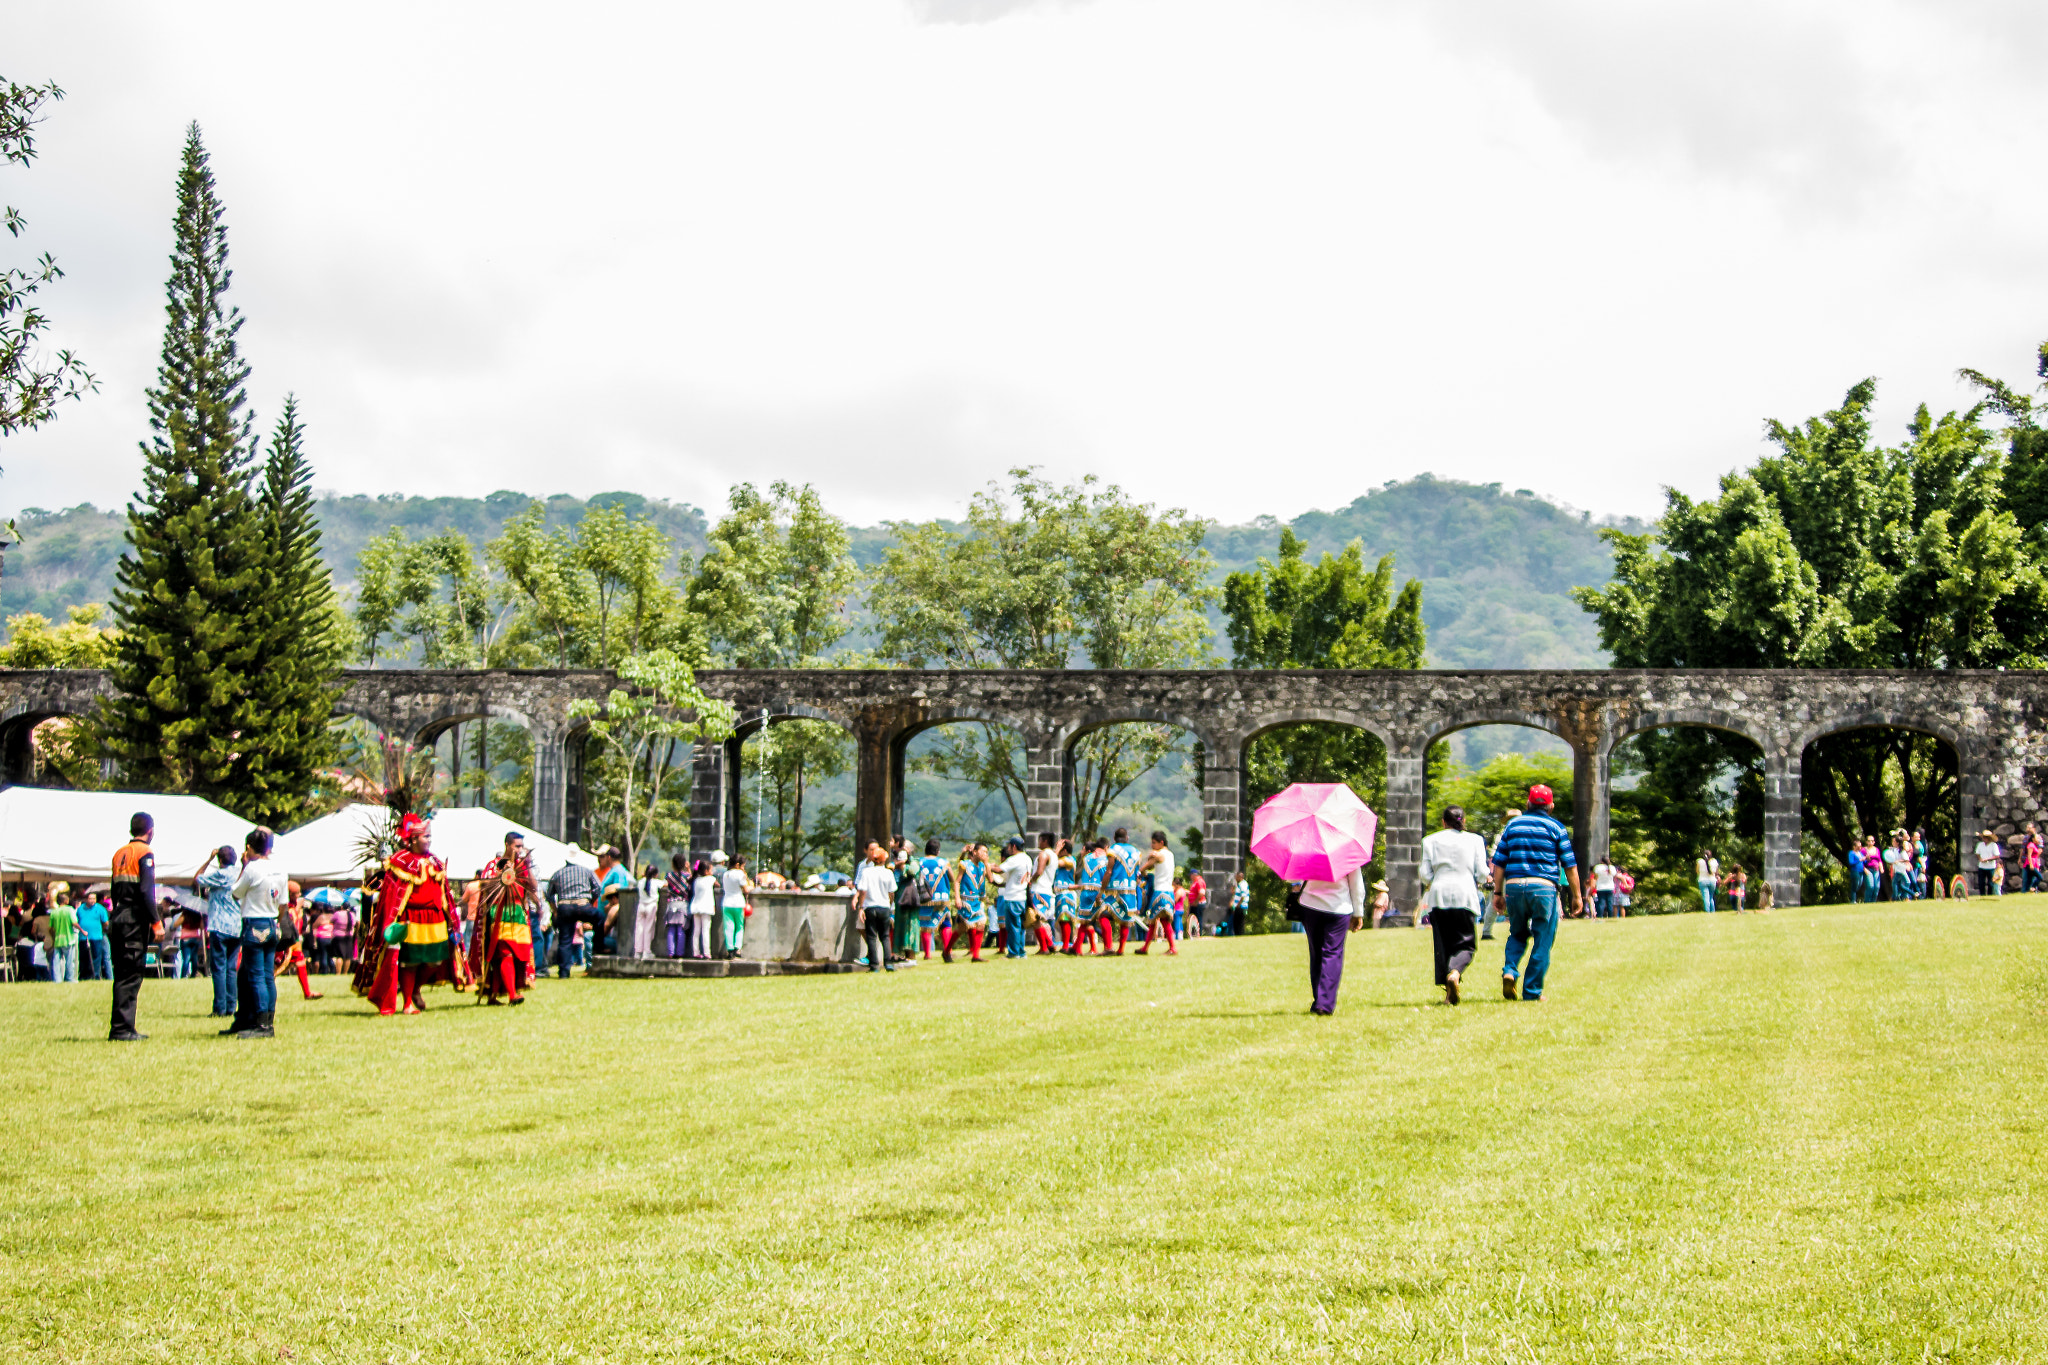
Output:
top-left (231, 859), bottom-right (289, 921)
top-left (1421, 829), bottom-right (1490, 910)
top-left (1976, 839), bottom-right (2003, 870)
top-left (1030, 848), bottom-right (1056, 899)
top-left (720, 868), bottom-right (748, 906)
top-left (1592, 862), bottom-right (1616, 892)
top-left (689, 874), bottom-right (718, 917)
top-left (1149, 848), bottom-right (1175, 898)
top-left (1297, 867), bottom-right (1366, 918)
top-left (853, 861), bottom-right (898, 909)
top-left (997, 852), bottom-right (1033, 900)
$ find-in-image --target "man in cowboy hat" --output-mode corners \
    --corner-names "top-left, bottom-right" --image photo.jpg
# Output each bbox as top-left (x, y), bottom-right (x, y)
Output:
top-left (1488, 784), bottom-right (1582, 1002)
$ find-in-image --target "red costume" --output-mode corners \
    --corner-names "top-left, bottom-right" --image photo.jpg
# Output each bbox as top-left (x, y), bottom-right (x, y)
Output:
top-left (466, 850), bottom-right (537, 1005)
top-left (361, 815), bottom-right (462, 1015)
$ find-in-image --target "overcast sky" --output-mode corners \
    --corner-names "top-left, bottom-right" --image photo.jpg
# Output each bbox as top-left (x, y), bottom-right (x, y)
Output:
top-left (6, 0), bottom-right (2048, 528)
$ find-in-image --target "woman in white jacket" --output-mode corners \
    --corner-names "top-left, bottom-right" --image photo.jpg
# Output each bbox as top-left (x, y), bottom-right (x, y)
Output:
top-left (1421, 805), bottom-right (1490, 1005)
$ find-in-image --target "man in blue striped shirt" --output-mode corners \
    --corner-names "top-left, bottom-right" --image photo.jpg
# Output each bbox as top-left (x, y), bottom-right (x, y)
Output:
top-left (1488, 784), bottom-right (1582, 1002)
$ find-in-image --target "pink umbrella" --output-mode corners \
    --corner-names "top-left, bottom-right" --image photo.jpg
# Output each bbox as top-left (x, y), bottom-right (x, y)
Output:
top-left (1250, 783), bottom-right (1379, 883)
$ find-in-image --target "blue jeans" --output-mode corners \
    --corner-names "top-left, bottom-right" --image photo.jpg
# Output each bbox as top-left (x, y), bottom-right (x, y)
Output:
top-left (999, 898), bottom-right (1026, 957)
top-left (178, 940), bottom-right (202, 978)
top-left (208, 930), bottom-right (240, 1014)
top-left (553, 904), bottom-right (606, 976)
top-left (1594, 889), bottom-right (1613, 918)
top-left (86, 937), bottom-right (110, 981)
top-left (1698, 880), bottom-right (1717, 913)
top-left (238, 920), bottom-right (278, 1015)
top-left (1895, 872), bottom-right (1914, 901)
top-left (1502, 881), bottom-right (1559, 1000)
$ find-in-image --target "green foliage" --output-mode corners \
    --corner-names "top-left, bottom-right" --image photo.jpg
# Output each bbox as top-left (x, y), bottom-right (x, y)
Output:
top-left (871, 467), bottom-right (1216, 670)
top-left (1427, 750), bottom-right (1575, 849)
top-left (350, 527), bottom-right (501, 666)
top-left (685, 481), bottom-right (857, 668)
top-left (489, 499), bottom-right (704, 669)
top-left (234, 397), bottom-right (346, 826)
top-left (1573, 371), bottom-right (2043, 898)
top-left (1603, 730), bottom-right (1761, 913)
top-left (1226, 529), bottom-right (1430, 929)
top-left (741, 720), bottom-right (855, 881)
top-left (99, 125), bottom-right (271, 809)
top-left (568, 650), bottom-right (737, 865)
top-left (1, 76), bottom-right (95, 437)
top-left (0, 602), bottom-right (113, 667)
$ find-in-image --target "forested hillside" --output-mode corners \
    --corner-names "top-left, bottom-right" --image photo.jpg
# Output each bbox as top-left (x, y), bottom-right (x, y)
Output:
top-left (1, 476), bottom-right (1636, 668)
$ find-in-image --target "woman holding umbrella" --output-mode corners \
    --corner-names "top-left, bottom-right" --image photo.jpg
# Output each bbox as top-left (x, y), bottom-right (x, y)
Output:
top-left (1253, 783), bottom-right (1376, 1016)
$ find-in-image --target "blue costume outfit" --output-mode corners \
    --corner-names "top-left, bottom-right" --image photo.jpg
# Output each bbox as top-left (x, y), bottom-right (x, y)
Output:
top-left (1079, 848), bottom-right (1107, 919)
top-left (1053, 855), bottom-right (1081, 924)
top-left (1109, 842), bottom-right (1143, 924)
top-left (955, 859), bottom-right (990, 927)
top-left (915, 856), bottom-right (952, 932)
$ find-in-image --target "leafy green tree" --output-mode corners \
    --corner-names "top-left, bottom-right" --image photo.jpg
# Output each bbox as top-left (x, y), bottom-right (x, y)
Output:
top-left (1575, 374), bottom-right (2048, 898)
top-left (488, 503), bottom-right (592, 667)
top-left (872, 469), bottom-right (1218, 839)
top-left (350, 528), bottom-right (501, 666)
top-left (1428, 751), bottom-right (1573, 848)
top-left (1223, 528), bottom-right (1430, 928)
top-left (568, 650), bottom-right (737, 865)
top-left (99, 125), bottom-right (270, 804)
top-left (235, 397), bottom-right (346, 825)
top-left (0, 603), bottom-right (114, 667)
top-left (1, 77), bottom-right (94, 437)
top-left (686, 481), bottom-right (857, 668)
top-left (486, 498), bottom-right (702, 669)
top-left (741, 720), bottom-right (855, 881)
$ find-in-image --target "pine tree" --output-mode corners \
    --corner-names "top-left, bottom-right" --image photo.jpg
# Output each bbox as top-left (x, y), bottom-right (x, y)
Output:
top-left (237, 395), bottom-right (345, 823)
top-left (98, 123), bottom-right (267, 804)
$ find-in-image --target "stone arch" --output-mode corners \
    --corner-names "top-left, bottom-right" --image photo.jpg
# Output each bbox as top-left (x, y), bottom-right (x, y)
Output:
top-left (1792, 710), bottom-right (1966, 761)
top-left (1610, 707), bottom-right (1771, 758)
top-left (1793, 710), bottom-right (1969, 901)
top-left (1055, 708), bottom-right (1214, 847)
top-left (0, 705), bottom-right (94, 787)
top-left (1055, 706), bottom-right (1227, 756)
top-left (886, 709), bottom-right (1037, 848)
top-left (1423, 709), bottom-right (1569, 753)
top-left (730, 702), bottom-right (857, 742)
top-left (1240, 708), bottom-right (1394, 751)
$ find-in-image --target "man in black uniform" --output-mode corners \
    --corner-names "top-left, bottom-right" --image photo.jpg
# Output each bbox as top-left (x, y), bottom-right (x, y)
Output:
top-left (108, 811), bottom-right (159, 1042)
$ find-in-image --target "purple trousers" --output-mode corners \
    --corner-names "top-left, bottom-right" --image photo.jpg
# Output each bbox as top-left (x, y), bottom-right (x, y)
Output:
top-left (1301, 909), bottom-right (1351, 1014)
top-left (665, 923), bottom-right (687, 958)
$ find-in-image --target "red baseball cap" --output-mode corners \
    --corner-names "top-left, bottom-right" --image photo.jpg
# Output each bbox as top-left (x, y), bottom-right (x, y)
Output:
top-left (1527, 784), bottom-right (1554, 807)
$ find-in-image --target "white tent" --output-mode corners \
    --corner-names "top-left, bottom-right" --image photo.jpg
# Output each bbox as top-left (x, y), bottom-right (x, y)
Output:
top-left (273, 804), bottom-right (597, 884)
top-left (0, 787), bottom-right (263, 884)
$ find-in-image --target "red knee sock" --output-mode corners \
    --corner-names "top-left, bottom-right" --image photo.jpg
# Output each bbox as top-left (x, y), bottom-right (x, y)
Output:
top-left (295, 959), bottom-right (317, 998)
top-left (1117, 925), bottom-right (1129, 953)
top-left (921, 931), bottom-right (933, 959)
top-left (371, 952), bottom-right (400, 1014)
top-left (1099, 916), bottom-right (1114, 952)
top-left (498, 955), bottom-right (520, 1001)
top-left (1161, 920), bottom-right (1177, 952)
top-left (941, 926), bottom-right (954, 956)
top-left (400, 966), bottom-right (423, 1011)
top-left (969, 926), bottom-right (985, 960)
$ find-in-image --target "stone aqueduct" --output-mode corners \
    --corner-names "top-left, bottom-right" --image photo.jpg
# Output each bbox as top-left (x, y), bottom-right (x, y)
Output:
top-left (5, 665), bottom-right (2048, 911)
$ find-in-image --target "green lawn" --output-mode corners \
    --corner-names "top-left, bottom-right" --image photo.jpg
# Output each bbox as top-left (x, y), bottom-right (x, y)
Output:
top-left (5, 900), bottom-right (2047, 1364)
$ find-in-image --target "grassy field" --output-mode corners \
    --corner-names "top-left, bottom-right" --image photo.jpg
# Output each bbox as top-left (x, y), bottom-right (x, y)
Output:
top-left (4, 899), bottom-right (2046, 1364)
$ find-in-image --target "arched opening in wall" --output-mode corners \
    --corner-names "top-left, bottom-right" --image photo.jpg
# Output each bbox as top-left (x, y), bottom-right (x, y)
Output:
top-left (733, 716), bottom-right (856, 887)
top-left (0, 712), bottom-right (100, 788)
top-left (1426, 724), bottom-right (1573, 851)
top-left (1608, 724), bottom-right (1766, 913)
top-left (1239, 719), bottom-right (1387, 934)
top-left (1800, 725), bottom-right (1959, 904)
top-left (1065, 720), bottom-right (1200, 856)
top-left (898, 720), bottom-right (1028, 849)
top-left (416, 713), bottom-right (539, 823)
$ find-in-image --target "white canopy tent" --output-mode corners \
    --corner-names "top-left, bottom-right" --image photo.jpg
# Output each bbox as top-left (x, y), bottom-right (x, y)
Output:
top-left (273, 804), bottom-right (597, 884)
top-left (0, 787), bottom-right (262, 884)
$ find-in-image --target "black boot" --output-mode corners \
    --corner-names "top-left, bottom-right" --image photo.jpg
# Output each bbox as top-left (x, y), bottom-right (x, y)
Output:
top-left (237, 1011), bottom-right (274, 1039)
top-left (218, 1011), bottom-right (249, 1036)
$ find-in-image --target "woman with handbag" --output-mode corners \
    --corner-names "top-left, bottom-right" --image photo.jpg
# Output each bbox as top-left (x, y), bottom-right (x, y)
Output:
top-left (223, 827), bottom-right (290, 1039)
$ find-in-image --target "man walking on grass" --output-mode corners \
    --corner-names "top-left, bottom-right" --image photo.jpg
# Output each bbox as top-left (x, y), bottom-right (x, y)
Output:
top-left (851, 841), bottom-right (898, 974)
top-left (1489, 785), bottom-right (1582, 1003)
top-left (107, 812), bottom-right (160, 1041)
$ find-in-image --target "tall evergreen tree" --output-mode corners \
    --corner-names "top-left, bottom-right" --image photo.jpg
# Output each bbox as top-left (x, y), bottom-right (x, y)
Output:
top-left (98, 124), bottom-right (267, 804)
top-left (237, 395), bottom-right (345, 823)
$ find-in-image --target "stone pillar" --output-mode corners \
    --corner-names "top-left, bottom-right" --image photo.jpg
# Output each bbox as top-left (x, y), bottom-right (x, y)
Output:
top-left (854, 718), bottom-right (895, 852)
top-left (1201, 743), bottom-right (1242, 918)
top-left (688, 741), bottom-right (727, 857)
top-left (1383, 737), bottom-right (1427, 925)
top-left (1571, 739), bottom-right (1609, 875)
top-left (1763, 746), bottom-right (1802, 908)
top-left (1957, 748), bottom-right (1988, 891)
top-left (531, 726), bottom-right (567, 842)
top-left (1024, 730), bottom-right (1063, 841)
top-left (722, 735), bottom-right (745, 860)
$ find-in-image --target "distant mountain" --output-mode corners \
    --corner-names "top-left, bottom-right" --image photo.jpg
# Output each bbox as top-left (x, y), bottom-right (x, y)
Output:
top-left (1, 476), bottom-right (1642, 669)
